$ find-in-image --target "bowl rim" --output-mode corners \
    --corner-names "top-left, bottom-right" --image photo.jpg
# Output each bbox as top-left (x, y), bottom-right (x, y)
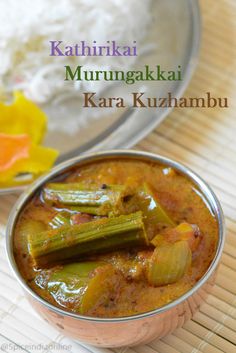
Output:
top-left (6, 149), bottom-right (225, 323)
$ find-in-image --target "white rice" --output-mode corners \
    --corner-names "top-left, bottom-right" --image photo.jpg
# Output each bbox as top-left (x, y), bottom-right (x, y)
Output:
top-left (0, 0), bottom-right (152, 110)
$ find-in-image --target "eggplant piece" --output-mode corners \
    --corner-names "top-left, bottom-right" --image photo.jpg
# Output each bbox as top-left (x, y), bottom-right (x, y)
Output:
top-left (148, 240), bottom-right (192, 286)
top-left (80, 264), bottom-right (123, 314)
top-left (44, 262), bottom-right (105, 311)
top-left (151, 222), bottom-right (201, 251)
top-left (139, 183), bottom-right (175, 226)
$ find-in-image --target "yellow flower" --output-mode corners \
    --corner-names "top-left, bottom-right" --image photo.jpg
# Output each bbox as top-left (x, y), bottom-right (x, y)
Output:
top-left (0, 92), bottom-right (58, 187)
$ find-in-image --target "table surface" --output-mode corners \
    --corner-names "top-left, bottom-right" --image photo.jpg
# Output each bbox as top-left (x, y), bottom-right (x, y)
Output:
top-left (0, 1), bottom-right (236, 352)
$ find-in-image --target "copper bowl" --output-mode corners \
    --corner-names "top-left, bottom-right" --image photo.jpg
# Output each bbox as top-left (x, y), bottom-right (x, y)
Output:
top-left (6, 150), bottom-right (225, 347)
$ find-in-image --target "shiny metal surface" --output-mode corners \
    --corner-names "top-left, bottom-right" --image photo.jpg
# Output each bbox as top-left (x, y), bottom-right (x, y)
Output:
top-left (6, 150), bottom-right (225, 347)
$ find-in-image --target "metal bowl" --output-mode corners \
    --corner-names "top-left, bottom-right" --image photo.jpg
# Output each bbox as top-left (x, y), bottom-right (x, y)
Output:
top-left (6, 150), bottom-right (225, 348)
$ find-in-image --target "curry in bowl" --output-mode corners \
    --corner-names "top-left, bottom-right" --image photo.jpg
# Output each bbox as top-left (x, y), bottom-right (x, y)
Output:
top-left (13, 159), bottom-right (218, 318)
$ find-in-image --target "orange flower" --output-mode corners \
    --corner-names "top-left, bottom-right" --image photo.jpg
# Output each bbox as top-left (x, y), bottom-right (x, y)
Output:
top-left (0, 92), bottom-right (58, 187)
top-left (0, 133), bottom-right (30, 171)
